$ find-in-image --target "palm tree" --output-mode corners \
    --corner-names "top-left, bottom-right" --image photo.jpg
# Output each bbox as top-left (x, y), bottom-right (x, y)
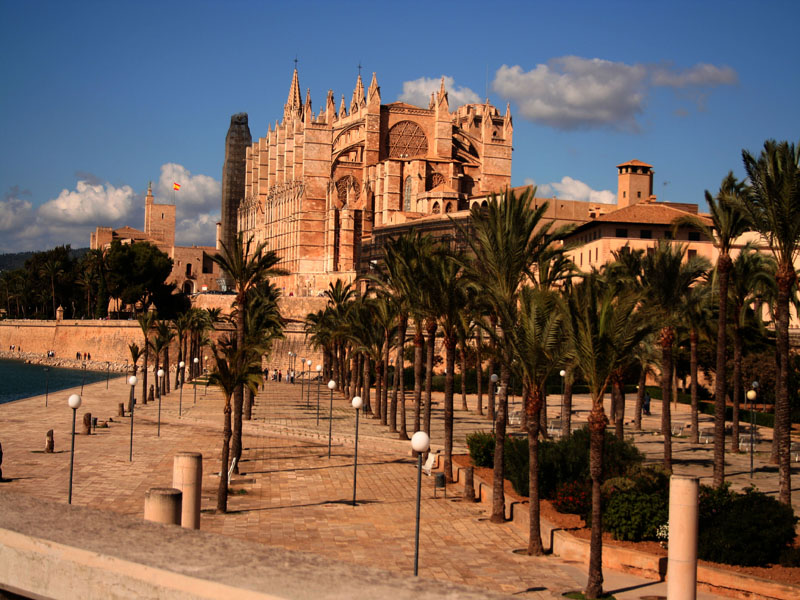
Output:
top-left (137, 311), bottom-right (157, 404)
top-left (243, 282), bottom-right (284, 420)
top-left (641, 240), bottom-right (709, 470)
top-left (728, 246), bottom-right (774, 451)
top-left (128, 342), bottom-right (143, 411)
top-left (422, 248), bottom-right (469, 481)
top-left (461, 187), bottom-right (573, 523)
top-left (674, 173), bottom-right (751, 485)
top-left (154, 320), bottom-right (175, 397)
top-left (510, 286), bottom-right (570, 555)
top-left (566, 273), bottom-right (650, 599)
top-left (739, 140), bottom-right (800, 505)
top-left (207, 335), bottom-right (263, 513)
top-left (212, 233), bottom-right (286, 475)
top-left (39, 257), bottom-right (64, 318)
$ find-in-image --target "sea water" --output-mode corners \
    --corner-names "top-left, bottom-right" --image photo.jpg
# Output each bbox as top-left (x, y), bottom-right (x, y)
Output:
top-left (0, 359), bottom-right (118, 405)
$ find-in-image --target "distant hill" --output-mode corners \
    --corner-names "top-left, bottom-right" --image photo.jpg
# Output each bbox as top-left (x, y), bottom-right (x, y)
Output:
top-left (0, 247), bottom-right (89, 272)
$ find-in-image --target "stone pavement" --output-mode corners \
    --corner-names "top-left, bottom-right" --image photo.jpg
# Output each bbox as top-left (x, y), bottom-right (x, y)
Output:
top-left (0, 369), bottom-right (766, 599)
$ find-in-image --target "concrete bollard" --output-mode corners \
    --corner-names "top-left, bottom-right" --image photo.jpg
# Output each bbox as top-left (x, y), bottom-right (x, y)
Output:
top-left (81, 412), bottom-right (92, 435)
top-left (667, 475), bottom-right (699, 600)
top-left (45, 430), bottom-right (54, 453)
top-left (144, 487), bottom-right (182, 525)
top-left (464, 466), bottom-right (475, 502)
top-left (172, 452), bottom-right (203, 529)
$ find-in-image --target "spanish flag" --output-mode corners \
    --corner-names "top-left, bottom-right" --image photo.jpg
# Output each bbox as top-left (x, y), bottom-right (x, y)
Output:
top-left (173, 182), bottom-right (181, 191)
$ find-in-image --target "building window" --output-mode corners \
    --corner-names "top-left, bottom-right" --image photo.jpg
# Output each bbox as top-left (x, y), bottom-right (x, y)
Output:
top-left (185, 263), bottom-right (192, 277)
top-left (688, 231), bottom-right (700, 241)
top-left (403, 176), bottom-right (412, 212)
top-left (688, 249), bottom-right (697, 259)
top-left (664, 231), bottom-right (673, 239)
top-left (637, 191), bottom-right (641, 198)
top-left (595, 247), bottom-right (598, 261)
top-left (615, 228), bottom-right (628, 238)
top-left (623, 191), bottom-right (627, 198)
top-left (640, 229), bottom-right (652, 239)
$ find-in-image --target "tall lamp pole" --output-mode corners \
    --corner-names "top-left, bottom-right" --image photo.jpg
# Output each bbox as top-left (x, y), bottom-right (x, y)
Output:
top-left (128, 375), bottom-right (137, 461)
top-left (316, 364), bottom-right (322, 425)
top-left (747, 381), bottom-right (759, 479)
top-left (106, 361), bottom-right (111, 389)
top-left (67, 393), bottom-right (82, 504)
top-left (157, 368), bottom-right (164, 436)
top-left (352, 395), bottom-right (363, 506)
top-left (306, 359), bottom-right (312, 407)
top-left (300, 356), bottom-right (305, 401)
top-left (193, 357), bottom-right (199, 404)
top-left (490, 373), bottom-right (498, 434)
top-left (411, 431), bottom-right (430, 576)
top-left (178, 361), bottom-right (185, 417)
top-left (327, 379), bottom-right (336, 458)
top-left (44, 367), bottom-right (50, 407)
top-left (559, 369), bottom-right (566, 420)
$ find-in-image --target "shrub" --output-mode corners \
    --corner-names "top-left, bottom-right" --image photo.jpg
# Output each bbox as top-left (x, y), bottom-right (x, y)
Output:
top-left (604, 489), bottom-right (668, 541)
top-left (504, 426), bottom-right (644, 499)
top-left (552, 480), bottom-right (591, 516)
top-left (466, 431), bottom-right (494, 467)
top-left (698, 485), bottom-right (797, 566)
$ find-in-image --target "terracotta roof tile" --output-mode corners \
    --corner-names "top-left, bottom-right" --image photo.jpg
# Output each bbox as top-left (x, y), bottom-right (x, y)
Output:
top-left (616, 159), bottom-right (653, 168)
top-left (584, 203), bottom-right (711, 227)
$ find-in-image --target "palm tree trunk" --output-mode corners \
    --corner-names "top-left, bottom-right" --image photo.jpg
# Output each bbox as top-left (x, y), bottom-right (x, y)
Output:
top-left (561, 368), bottom-right (573, 439)
top-left (424, 320), bottom-right (436, 435)
top-left (374, 360), bottom-right (382, 419)
top-left (713, 256), bottom-right (731, 487)
top-left (490, 360), bottom-right (509, 524)
top-left (413, 325), bottom-right (424, 432)
top-left (460, 344), bottom-right (468, 411)
top-left (585, 399), bottom-right (606, 598)
top-left (731, 323), bottom-right (742, 452)
top-left (363, 356), bottom-right (371, 414)
top-left (244, 387), bottom-right (254, 420)
top-left (488, 317), bottom-right (497, 423)
top-left (772, 340), bottom-right (780, 463)
top-left (163, 346), bottom-right (170, 395)
top-left (397, 316), bottom-right (408, 440)
top-left (443, 334), bottom-right (456, 482)
top-left (476, 326), bottom-right (484, 415)
top-left (142, 345), bottom-right (149, 405)
top-left (526, 383), bottom-right (544, 555)
top-left (217, 400), bottom-right (232, 513)
top-left (660, 327), bottom-right (674, 471)
top-left (690, 330), bottom-right (699, 443)
top-left (232, 300), bottom-right (246, 474)
top-left (613, 379), bottom-right (624, 439)
top-left (382, 333), bottom-right (390, 426)
top-left (775, 267), bottom-right (793, 505)
top-left (634, 370), bottom-right (645, 430)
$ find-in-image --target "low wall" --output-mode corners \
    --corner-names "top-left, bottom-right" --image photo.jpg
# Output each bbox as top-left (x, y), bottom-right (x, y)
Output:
top-left (0, 491), bottom-right (505, 600)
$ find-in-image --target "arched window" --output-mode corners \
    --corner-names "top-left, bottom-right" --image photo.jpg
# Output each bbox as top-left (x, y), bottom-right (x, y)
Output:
top-left (444, 202), bottom-right (453, 213)
top-left (185, 263), bottom-right (192, 277)
top-left (403, 176), bottom-right (412, 212)
top-left (431, 201), bottom-right (441, 214)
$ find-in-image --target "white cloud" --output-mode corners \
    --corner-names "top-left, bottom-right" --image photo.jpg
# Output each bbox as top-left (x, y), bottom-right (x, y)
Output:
top-left (38, 180), bottom-right (136, 225)
top-left (0, 188), bottom-right (34, 232)
top-left (526, 176), bottom-right (615, 204)
top-left (398, 76), bottom-right (481, 108)
top-left (651, 63), bottom-right (738, 88)
top-left (156, 163), bottom-right (220, 246)
top-left (175, 211), bottom-right (220, 246)
top-left (493, 57), bottom-right (737, 131)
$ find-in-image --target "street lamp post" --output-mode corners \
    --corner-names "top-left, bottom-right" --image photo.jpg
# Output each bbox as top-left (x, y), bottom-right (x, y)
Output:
top-left (747, 381), bottom-right (759, 478)
top-left (411, 430), bottom-right (430, 576)
top-left (106, 361), bottom-right (111, 389)
top-left (327, 379), bottom-right (336, 458)
top-left (300, 356), bottom-right (305, 402)
top-left (490, 373), bottom-right (498, 434)
top-left (352, 395), bottom-right (363, 506)
top-left (316, 364), bottom-right (322, 425)
top-left (288, 351), bottom-right (293, 383)
top-left (44, 367), bottom-right (50, 407)
top-left (306, 359), bottom-right (312, 408)
top-left (128, 375), bottom-right (137, 461)
top-left (67, 393), bottom-right (82, 504)
top-left (157, 368), bottom-right (165, 436)
top-left (559, 369), bottom-right (566, 420)
top-left (204, 357), bottom-right (208, 395)
top-left (178, 361), bottom-right (185, 417)
top-left (193, 357), bottom-right (199, 404)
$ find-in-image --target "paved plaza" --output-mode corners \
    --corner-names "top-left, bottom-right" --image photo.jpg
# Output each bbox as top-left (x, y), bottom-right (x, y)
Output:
top-left (2, 365), bottom-right (791, 598)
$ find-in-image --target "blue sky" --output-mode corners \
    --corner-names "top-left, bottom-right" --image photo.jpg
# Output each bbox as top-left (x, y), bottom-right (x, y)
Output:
top-left (1, 0), bottom-right (798, 253)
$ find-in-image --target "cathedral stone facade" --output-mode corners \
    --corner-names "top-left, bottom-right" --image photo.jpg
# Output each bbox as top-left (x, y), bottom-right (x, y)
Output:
top-left (235, 70), bottom-right (513, 296)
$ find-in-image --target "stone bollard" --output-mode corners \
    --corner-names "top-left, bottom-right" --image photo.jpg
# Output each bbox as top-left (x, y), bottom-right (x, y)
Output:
top-left (45, 430), bottom-right (54, 453)
top-left (464, 466), bottom-right (475, 502)
top-left (81, 412), bottom-right (92, 435)
top-left (143, 487), bottom-right (182, 525)
top-left (667, 475), bottom-right (699, 600)
top-left (118, 403), bottom-right (125, 417)
top-left (172, 452), bottom-right (203, 529)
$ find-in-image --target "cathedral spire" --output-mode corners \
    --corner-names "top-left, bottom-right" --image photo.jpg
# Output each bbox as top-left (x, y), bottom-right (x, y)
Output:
top-left (284, 68), bottom-right (303, 122)
top-left (351, 73), bottom-right (364, 113)
top-left (145, 181), bottom-right (154, 204)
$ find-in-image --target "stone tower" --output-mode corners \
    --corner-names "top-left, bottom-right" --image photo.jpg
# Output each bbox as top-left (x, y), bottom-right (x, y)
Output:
top-left (617, 159), bottom-right (654, 208)
top-left (220, 113), bottom-right (252, 253)
top-left (143, 182), bottom-right (175, 247)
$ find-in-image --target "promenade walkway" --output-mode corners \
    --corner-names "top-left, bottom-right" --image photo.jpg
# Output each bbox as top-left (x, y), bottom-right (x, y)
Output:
top-left (0, 369), bottom-right (772, 599)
